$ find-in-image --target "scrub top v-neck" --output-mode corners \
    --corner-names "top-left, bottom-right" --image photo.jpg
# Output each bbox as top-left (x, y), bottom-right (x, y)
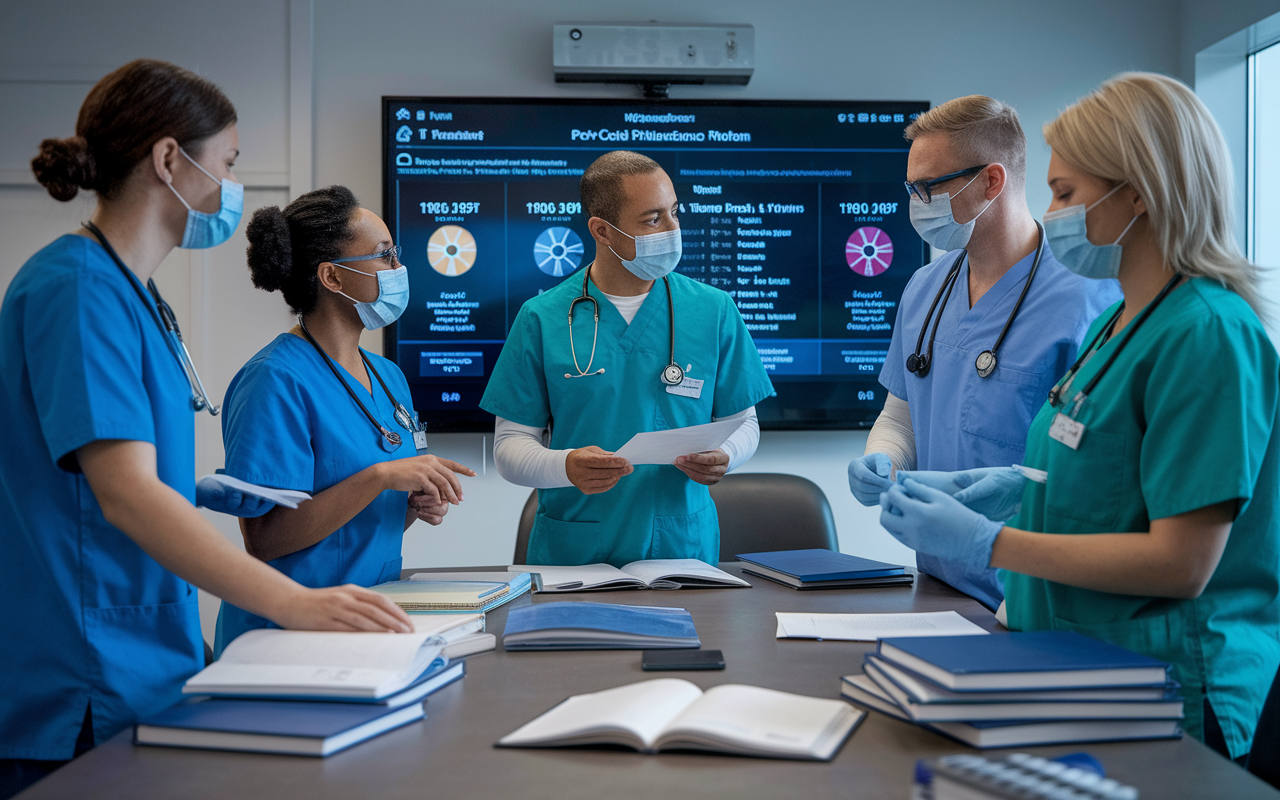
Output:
top-left (214, 332), bottom-right (420, 654)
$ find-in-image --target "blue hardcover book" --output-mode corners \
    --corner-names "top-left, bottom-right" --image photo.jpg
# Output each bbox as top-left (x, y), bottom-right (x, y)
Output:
top-left (877, 632), bottom-right (1172, 691)
top-left (502, 602), bottom-right (700, 650)
top-left (134, 697), bottom-right (425, 756)
top-left (735, 549), bottom-right (909, 589)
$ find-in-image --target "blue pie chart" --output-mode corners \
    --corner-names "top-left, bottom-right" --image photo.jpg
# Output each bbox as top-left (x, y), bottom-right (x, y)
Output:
top-left (533, 227), bottom-right (585, 277)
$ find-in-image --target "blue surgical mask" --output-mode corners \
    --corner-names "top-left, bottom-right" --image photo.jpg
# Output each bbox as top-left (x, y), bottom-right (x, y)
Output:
top-left (908, 171), bottom-right (999, 252)
top-left (1043, 182), bottom-right (1140, 280)
top-left (165, 148), bottom-right (244, 249)
top-left (605, 220), bottom-right (682, 281)
top-left (334, 264), bottom-right (410, 329)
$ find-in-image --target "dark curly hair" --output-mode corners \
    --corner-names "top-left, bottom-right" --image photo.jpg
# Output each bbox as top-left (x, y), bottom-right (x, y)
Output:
top-left (245, 185), bottom-right (361, 315)
top-left (31, 59), bottom-right (236, 202)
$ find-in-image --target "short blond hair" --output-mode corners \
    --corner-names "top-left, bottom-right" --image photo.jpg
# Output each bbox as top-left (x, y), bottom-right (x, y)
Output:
top-left (905, 96), bottom-right (1027, 185)
top-left (1045, 72), bottom-right (1264, 318)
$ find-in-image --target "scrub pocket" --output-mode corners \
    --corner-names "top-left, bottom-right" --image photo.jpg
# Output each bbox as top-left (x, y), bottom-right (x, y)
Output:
top-left (83, 599), bottom-right (203, 743)
top-left (1044, 428), bottom-right (1128, 529)
top-left (960, 364), bottom-right (1045, 448)
top-left (377, 557), bottom-right (405, 584)
top-left (650, 501), bottom-right (720, 562)
top-left (529, 515), bottom-right (607, 565)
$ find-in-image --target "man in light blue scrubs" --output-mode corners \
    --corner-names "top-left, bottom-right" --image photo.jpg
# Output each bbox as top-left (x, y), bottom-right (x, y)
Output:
top-left (848, 96), bottom-right (1120, 609)
top-left (483, 151), bottom-right (774, 566)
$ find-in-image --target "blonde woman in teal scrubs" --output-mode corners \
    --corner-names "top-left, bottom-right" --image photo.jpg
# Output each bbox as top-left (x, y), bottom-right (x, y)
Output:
top-left (878, 72), bottom-right (1279, 762)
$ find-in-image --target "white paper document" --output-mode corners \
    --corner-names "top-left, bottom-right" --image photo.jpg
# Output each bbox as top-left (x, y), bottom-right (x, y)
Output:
top-left (775, 611), bottom-right (989, 641)
top-left (197, 473), bottom-right (311, 509)
top-left (612, 418), bottom-right (746, 465)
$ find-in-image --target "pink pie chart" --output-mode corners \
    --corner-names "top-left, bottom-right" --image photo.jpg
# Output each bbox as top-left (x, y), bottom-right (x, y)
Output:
top-left (846, 226), bottom-right (894, 276)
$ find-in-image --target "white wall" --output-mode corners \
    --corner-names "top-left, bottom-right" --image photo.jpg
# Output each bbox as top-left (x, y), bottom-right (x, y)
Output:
top-left (1, 0), bottom-right (1230, 642)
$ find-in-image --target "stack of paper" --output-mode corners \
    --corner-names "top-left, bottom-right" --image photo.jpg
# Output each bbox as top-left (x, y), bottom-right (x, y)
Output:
top-left (840, 631), bottom-right (1184, 748)
top-left (373, 571), bottom-right (531, 613)
top-left (775, 611), bottom-right (988, 641)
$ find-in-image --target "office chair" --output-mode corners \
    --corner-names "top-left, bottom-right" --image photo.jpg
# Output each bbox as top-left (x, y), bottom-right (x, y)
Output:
top-left (1249, 663), bottom-right (1280, 789)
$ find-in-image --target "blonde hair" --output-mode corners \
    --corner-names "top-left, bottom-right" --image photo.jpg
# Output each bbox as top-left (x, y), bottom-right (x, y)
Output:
top-left (904, 95), bottom-right (1027, 186)
top-left (1044, 72), bottom-right (1264, 318)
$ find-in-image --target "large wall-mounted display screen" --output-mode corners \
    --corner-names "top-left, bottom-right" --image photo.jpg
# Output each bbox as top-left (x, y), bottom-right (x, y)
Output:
top-left (382, 97), bottom-right (929, 431)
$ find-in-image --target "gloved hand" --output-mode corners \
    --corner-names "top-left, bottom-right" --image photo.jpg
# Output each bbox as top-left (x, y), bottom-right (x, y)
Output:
top-left (879, 478), bottom-right (1004, 568)
top-left (848, 452), bottom-right (893, 506)
top-left (895, 466), bottom-right (1027, 522)
top-left (196, 476), bottom-right (275, 518)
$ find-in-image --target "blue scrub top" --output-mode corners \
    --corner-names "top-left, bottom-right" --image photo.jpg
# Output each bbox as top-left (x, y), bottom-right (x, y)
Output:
top-left (214, 333), bottom-right (420, 654)
top-left (880, 243), bottom-right (1121, 608)
top-left (481, 270), bottom-right (774, 567)
top-left (0, 235), bottom-right (202, 760)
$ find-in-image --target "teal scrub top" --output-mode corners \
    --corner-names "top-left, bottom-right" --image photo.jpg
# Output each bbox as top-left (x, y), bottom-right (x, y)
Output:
top-left (481, 270), bottom-right (774, 567)
top-left (213, 333), bottom-right (420, 655)
top-left (1002, 278), bottom-right (1280, 758)
top-left (0, 236), bottom-right (203, 760)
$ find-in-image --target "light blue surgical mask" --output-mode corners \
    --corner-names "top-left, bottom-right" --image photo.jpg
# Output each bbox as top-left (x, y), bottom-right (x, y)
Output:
top-left (605, 220), bottom-right (682, 281)
top-left (908, 171), bottom-right (1000, 252)
top-left (1043, 182), bottom-right (1141, 280)
top-left (165, 148), bottom-right (244, 249)
top-left (334, 263), bottom-right (410, 329)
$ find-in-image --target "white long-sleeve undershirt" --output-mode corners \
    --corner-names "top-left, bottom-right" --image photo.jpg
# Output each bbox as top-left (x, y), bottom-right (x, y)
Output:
top-left (865, 391), bottom-right (916, 472)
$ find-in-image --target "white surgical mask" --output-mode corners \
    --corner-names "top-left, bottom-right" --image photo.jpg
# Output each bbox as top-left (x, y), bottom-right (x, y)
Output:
top-left (605, 220), bottom-right (682, 281)
top-left (1043, 182), bottom-right (1140, 280)
top-left (908, 171), bottom-right (1000, 252)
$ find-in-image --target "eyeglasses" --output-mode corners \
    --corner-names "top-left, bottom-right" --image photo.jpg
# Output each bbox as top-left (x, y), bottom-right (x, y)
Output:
top-left (904, 165), bottom-right (989, 204)
top-left (333, 244), bottom-right (402, 266)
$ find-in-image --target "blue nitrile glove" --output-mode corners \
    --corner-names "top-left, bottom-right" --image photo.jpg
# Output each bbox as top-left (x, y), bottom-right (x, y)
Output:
top-left (196, 476), bottom-right (275, 518)
top-left (848, 452), bottom-right (893, 506)
top-left (895, 466), bottom-right (1027, 522)
top-left (879, 478), bottom-right (1003, 568)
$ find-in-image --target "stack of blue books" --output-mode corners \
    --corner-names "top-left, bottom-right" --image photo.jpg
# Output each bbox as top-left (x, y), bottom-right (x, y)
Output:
top-left (503, 602), bottom-right (700, 650)
top-left (841, 631), bottom-right (1184, 748)
top-left (736, 549), bottom-right (913, 590)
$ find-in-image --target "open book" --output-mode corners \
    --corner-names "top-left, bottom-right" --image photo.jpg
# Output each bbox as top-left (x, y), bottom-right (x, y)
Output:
top-left (183, 629), bottom-right (446, 700)
top-left (497, 679), bottom-right (863, 760)
top-left (511, 559), bottom-right (749, 592)
top-left (196, 473), bottom-right (311, 509)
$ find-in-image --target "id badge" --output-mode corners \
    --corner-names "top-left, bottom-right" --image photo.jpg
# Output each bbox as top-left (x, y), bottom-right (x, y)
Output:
top-left (413, 430), bottom-right (429, 452)
top-left (665, 376), bottom-right (704, 399)
top-left (1048, 413), bottom-right (1085, 450)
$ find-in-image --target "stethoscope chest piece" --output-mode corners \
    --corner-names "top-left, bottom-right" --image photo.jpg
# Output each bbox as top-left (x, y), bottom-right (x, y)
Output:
top-left (975, 350), bottom-right (997, 378)
top-left (662, 363), bottom-right (686, 386)
top-left (905, 352), bottom-right (930, 377)
top-left (380, 430), bottom-right (403, 453)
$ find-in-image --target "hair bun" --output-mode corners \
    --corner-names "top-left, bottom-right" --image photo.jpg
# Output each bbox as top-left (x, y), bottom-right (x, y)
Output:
top-left (245, 206), bottom-right (294, 293)
top-left (31, 136), bottom-right (96, 201)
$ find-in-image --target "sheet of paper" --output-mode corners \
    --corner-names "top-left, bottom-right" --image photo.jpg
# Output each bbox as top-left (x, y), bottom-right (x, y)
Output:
top-left (508, 564), bottom-right (635, 591)
top-left (198, 473), bottom-right (311, 509)
top-left (620, 559), bottom-right (749, 588)
top-left (612, 417), bottom-right (746, 466)
top-left (774, 611), bottom-right (989, 641)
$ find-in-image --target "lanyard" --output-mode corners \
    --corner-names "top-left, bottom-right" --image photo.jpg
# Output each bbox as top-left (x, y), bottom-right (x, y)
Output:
top-left (297, 316), bottom-right (422, 452)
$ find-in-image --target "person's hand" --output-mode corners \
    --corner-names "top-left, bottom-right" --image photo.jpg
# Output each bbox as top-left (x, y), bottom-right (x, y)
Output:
top-left (195, 476), bottom-right (274, 518)
top-left (273, 584), bottom-right (413, 633)
top-left (409, 491), bottom-right (449, 525)
top-left (879, 478), bottom-right (1003, 568)
top-left (379, 456), bottom-right (476, 505)
top-left (674, 449), bottom-right (729, 486)
top-left (848, 452), bottom-right (893, 505)
top-left (566, 446), bottom-right (633, 495)
top-left (896, 466), bottom-right (1027, 522)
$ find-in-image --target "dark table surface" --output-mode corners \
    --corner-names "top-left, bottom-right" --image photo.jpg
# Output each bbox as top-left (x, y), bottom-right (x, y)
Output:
top-left (21, 564), bottom-right (1279, 799)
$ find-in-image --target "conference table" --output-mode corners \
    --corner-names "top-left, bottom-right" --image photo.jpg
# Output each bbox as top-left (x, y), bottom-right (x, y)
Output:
top-left (20, 564), bottom-right (1279, 799)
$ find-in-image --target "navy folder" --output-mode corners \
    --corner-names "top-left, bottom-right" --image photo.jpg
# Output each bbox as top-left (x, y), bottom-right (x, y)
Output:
top-left (735, 549), bottom-right (907, 581)
top-left (502, 602), bottom-right (700, 650)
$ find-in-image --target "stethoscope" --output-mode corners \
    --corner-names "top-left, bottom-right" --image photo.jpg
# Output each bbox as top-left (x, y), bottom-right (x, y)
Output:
top-left (297, 316), bottom-right (423, 453)
top-left (565, 263), bottom-right (685, 386)
top-left (83, 220), bottom-right (220, 415)
top-left (906, 221), bottom-right (1046, 379)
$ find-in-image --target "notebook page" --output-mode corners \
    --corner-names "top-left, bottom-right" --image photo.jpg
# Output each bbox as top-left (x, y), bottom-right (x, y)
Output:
top-left (660, 684), bottom-right (853, 756)
top-left (620, 559), bottom-right (749, 588)
top-left (217, 629), bottom-right (439, 671)
top-left (510, 564), bottom-right (640, 591)
top-left (775, 611), bottom-right (988, 641)
top-left (498, 679), bottom-right (702, 749)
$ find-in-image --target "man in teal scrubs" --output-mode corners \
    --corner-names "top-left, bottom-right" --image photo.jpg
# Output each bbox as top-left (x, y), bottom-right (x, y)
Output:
top-left (482, 151), bottom-right (774, 566)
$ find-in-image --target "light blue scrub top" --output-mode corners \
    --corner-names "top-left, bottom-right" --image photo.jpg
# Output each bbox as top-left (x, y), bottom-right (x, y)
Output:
top-left (481, 271), bottom-right (774, 567)
top-left (214, 333), bottom-right (420, 655)
top-left (0, 235), bottom-right (202, 760)
top-left (880, 243), bottom-right (1121, 608)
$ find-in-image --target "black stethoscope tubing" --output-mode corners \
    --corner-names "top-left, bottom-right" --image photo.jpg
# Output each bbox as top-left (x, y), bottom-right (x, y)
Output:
top-left (907, 221), bottom-right (1046, 379)
top-left (569, 264), bottom-right (685, 386)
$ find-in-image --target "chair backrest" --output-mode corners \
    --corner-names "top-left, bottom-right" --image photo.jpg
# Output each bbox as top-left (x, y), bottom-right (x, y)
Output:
top-left (1249, 663), bottom-right (1280, 789)
top-left (709, 472), bottom-right (838, 560)
top-left (512, 474), bottom-right (839, 565)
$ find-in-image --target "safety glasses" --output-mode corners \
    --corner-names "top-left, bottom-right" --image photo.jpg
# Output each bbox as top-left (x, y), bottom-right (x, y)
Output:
top-left (904, 165), bottom-right (989, 204)
top-left (333, 244), bottom-right (402, 266)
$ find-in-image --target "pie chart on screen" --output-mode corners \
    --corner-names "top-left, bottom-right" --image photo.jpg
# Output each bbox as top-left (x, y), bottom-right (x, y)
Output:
top-left (428, 225), bottom-right (476, 277)
top-left (533, 227), bottom-right (585, 277)
top-left (846, 226), bottom-right (894, 276)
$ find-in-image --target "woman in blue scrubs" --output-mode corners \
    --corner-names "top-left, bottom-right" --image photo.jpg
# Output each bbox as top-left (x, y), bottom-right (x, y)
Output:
top-left (0, 61), bottom-right (412, 798)
top-left (880, 73), bottom-right (1279, 761)
top-left (214, 186), bottom-right (475, 653)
